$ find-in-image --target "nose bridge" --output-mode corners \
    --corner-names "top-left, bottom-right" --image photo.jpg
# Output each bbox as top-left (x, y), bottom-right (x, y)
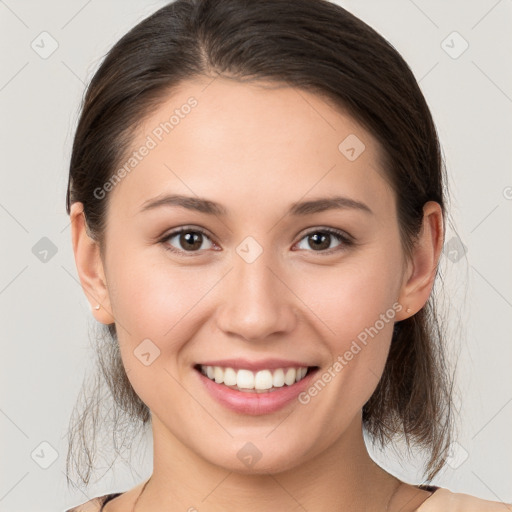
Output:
top-left (216, 239), bottom-right (297, 341)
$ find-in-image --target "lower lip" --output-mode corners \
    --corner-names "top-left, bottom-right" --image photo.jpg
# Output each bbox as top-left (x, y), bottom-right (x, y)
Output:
top-left (195, 367), bottom-right (319, 415)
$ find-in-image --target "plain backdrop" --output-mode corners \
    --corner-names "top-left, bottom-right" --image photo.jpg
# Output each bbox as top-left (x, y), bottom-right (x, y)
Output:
top-left (0, 1), bottom-right (511, 510)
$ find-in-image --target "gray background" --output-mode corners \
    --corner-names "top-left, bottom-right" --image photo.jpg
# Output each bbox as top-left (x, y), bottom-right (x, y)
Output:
top-left (0, 0), bottom-right (511, 510)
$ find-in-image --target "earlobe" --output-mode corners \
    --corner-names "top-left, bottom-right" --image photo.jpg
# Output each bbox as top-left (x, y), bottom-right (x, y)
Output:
top-left (70, 202), bottom-right (115, 324)
top-left (395, 201), bottom-right (444, 322)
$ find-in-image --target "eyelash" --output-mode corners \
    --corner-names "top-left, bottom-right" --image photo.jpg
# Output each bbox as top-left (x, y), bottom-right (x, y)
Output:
top-left (159, 225), bottom-right (354, 257)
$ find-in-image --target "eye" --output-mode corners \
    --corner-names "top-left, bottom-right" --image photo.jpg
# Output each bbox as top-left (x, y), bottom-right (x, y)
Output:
top-left (161, 226), bottom-right (216, 255)
top-left (160, 226), bottom-right (354, 256)
top-left (294, 228), bottom-right (353, 254)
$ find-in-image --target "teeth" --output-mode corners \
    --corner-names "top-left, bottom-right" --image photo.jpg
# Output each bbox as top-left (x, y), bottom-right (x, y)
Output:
top-left (223, 367), bottom-right (237, 386)
top-left (214, 366), bottom-right (223, 384)
top-left (237, 369), bottom-right (254, 389)
top-left (297, 367), bottom-right (308, 381)
top-left (254, 369), bottom-right (273, 390)
top-left (273, 368), bottom-right (285, 387)
top-left (199, 365), bottom-right (310, 391)
top-left (285, 367), bottom-right (296, 385)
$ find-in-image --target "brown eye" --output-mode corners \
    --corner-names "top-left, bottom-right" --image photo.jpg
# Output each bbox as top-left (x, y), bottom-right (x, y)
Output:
top-left (295, 228), bottom-right (353, 253)
top-left (162, 228), bottom-right (214, 253)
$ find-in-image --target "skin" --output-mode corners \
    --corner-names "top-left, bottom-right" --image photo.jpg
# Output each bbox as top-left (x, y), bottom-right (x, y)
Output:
top-left (70, 76), bottom-right (444, 511)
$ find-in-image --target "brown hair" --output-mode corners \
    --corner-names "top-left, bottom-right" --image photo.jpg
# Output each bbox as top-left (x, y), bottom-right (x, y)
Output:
top-left (65, 0), bottom-right (455, 487)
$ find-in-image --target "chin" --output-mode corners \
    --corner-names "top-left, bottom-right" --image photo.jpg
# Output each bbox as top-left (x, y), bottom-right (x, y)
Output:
top-left (201, 440), bottom-right (308, 476)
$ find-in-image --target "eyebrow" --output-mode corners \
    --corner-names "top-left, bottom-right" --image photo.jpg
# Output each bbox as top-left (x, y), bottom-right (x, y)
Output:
top-left (139, 193), bottom-right (373, 216)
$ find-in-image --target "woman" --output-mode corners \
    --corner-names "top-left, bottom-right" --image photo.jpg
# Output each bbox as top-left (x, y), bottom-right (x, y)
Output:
top-left (64, 0), bottom-right (511, 510)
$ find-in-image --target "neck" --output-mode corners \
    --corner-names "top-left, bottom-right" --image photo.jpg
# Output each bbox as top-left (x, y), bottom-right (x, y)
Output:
top-left (138, 414), bottom-right (398, 511)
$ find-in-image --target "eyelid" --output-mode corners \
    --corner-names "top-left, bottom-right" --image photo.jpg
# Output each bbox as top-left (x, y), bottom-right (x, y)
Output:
top-left (293, 226), bottom-right (354, 254)
top-left (298, 226), bottom-right (354, 243)
top-left (159, 225), bottom-right (355, 256)
top-left (160, 225), bottom-right (218, 256)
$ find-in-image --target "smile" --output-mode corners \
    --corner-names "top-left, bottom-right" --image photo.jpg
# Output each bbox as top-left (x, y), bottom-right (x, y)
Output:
top-left (193, 362), bottom-right (320, 415)
top-left (196, 364), bottom-right (315, 393)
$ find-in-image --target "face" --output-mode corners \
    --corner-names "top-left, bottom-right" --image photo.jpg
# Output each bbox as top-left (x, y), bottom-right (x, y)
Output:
top-left (92, 77), bottom-right (410, 473)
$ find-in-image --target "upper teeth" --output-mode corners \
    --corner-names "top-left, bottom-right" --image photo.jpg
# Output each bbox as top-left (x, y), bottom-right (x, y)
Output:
top-left (200, 365), bottom-right (309, 390)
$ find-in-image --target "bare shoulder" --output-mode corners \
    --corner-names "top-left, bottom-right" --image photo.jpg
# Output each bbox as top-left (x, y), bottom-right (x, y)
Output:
top-left (417, 487), bottom-right (512, 511)
top-left (69, 479), bottom-right (148, 512)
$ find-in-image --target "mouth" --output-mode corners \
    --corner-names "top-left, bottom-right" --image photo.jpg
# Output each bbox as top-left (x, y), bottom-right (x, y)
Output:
top-left (193, 363), bottom-right (320, 393)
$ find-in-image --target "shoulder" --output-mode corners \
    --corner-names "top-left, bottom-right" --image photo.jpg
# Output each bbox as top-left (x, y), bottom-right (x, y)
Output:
top-left (65, 492), bottom-right (122, 512)
top-left (65, 479), bottom-right (146, 512)
top-left (417, 487), bottom-right (512, 511)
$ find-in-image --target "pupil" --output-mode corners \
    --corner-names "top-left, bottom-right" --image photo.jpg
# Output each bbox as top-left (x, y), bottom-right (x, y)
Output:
top-left (310, 233), bottom-right (330, 250)
top-left (181, 232), bottom-right (202, 250)
top-left (178, 232), bottom-right (332, 251)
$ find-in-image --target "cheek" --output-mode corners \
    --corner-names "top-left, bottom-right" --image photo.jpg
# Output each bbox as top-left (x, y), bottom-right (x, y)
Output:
top-left (106, 249), bottom-right (225, 377)
top-left (107, 263), bottom-right (201, 412)
top-left (105, 239), bottom-right (196, 333)
top-left (293, 261), bottom-right (401, 436)
top-left (290, 245), bottom-right (403, 408)
top-left (292, 246), bottom-right (403, 344)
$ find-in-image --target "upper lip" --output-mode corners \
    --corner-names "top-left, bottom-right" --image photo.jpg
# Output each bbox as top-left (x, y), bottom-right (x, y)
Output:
top-left (195, 358), bottom-right (317, 372)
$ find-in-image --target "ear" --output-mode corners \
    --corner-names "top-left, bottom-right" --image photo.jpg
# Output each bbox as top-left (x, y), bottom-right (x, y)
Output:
top-left (395, 201), bottom-right (444, 321)
top-left (70, 202), bottom-right (115, 324)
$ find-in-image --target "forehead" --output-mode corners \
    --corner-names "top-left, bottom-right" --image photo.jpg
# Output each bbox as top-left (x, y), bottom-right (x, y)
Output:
top-left (107, 77), bottom-right (394, 220)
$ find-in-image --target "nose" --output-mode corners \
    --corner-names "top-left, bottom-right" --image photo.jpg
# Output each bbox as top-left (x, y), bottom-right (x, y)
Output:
top-left (215, 247), bottom-right (298, 342)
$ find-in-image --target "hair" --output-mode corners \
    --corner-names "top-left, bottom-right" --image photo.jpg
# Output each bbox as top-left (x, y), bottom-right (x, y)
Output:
top-left (65, 0), bottom-right (456, 488)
